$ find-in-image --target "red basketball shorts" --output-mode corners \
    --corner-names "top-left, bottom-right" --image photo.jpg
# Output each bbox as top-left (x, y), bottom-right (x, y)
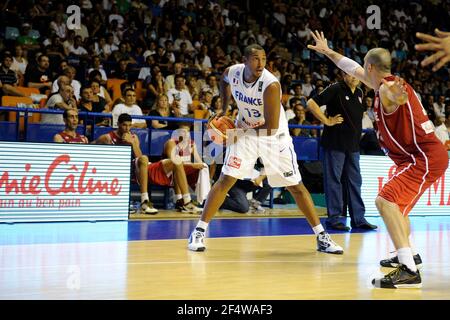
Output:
top-left (148, 162), bottom-right (200, 187)
top-left (379, 155), bottom-right (448, 216)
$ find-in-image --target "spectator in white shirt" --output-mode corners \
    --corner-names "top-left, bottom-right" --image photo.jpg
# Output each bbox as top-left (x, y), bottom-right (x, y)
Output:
top-left (52, 66), bottom-right (81, 100)
top-left (195, 45), bottom-right (212, 72)
top-left (301, 74), bottom-right (315, 98)
top-left (108, 4), bottom-right (124, 28)
top-left (43, 84), bottom-right (77, 124)
top-left (167, 74), bottom-right (193, 116)
top-left (87, 56), bottom-right (107, 82)
top-left (103, 33), bottom-right (119, 57)
top-left (68, 36), bottom-right (88, 57)
top-left (173, 30), bottom-right (195, 54)
top-left (433, 95), bottom-right (447, 119)
top-left (111, 88), bottom-right (147, 128)
top-left (434, 116), bottom-right (449, 144)
top-left (164, 62), bottom-right (184, 92)
top-left (50, 13), bottom-right (67, 39)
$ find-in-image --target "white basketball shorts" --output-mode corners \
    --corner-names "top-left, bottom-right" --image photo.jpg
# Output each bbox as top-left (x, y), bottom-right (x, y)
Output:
top-left (221, 132), bottom-right (302, 187)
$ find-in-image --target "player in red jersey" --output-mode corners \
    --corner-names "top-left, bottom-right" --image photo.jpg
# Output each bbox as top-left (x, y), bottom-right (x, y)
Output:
top-left (95, 113), bottom-right (158, 214)
top-left (309, 31), bottom-right (448, 289)
top-left (53, 109), bottom-right (89, 144)
top-left (163, 122), bottom-right (210, 210)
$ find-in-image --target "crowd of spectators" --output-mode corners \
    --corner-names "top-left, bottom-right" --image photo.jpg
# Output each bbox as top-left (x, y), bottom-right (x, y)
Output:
top-left (0, 0), bottom-right (449, 144)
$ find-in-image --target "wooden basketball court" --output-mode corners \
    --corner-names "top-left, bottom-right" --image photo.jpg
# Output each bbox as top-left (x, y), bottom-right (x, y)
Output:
top-left (0, 212), bottom-right (449, 300)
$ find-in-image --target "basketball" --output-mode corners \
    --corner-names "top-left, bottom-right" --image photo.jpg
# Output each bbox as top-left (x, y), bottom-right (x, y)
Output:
top-left (207, 116), bottom-right (236, 144)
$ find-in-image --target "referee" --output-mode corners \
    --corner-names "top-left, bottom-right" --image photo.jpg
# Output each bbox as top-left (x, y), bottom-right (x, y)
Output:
top-left (306, 71), bottom-right (377, 231)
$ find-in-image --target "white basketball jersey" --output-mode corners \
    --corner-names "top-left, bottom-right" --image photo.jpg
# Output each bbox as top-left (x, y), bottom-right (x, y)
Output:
top-left (227, 64), bottom-right (289, 136)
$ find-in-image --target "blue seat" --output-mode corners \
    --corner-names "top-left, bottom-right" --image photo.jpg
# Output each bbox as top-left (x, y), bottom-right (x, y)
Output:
top-left (292, 136), bottom-right (319, 161)
top-left (27, 123), bottom-right (66, 142)
top-left (0, 121), bottom-right (18, 141)
top-left (149, 130), bottom-right (172, 156)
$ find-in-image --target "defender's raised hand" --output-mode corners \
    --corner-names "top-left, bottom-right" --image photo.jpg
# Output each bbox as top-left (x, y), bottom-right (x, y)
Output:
top-left (307, 30), bottom-right (330, 54)
top-left (416, 29), bottom-right (450, 71)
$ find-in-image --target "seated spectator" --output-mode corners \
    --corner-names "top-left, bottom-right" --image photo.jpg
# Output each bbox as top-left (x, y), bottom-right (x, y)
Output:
top-left (111, 58), bottom-right (131, 80)
top-left (50, 13), bottom-right (68, 40)
top-left (201, 74), bottom-right (219, 97)
top-left (78, 85), bottom-right (109, 126)
top-left (0, 52), bottom-right (28, 98)
top-left (53, 109), bottom-right (89, 144)
top-left (94, 113), bottom-right (158, 214)
top-left (63, 30), bottom-right (76, 55)
top-left (10, 45), bottom-right (28, 80)
top-left (198, 89), bottom-right (213, 112)
top-left (163, 122), bottom-right (210, 209)
top-left (138, 55), bottom-right (155, 84)
top-left (209, 96), bottom-right (223, 118)
top-left (16, 23), bottom-right (40, 51)
top-left (301, 74), bottom-right (315, 98)
top-left (67, 35), bottom-right (89, 65)
top-left (42, 84), bottom-right (77, 124)
top-left (194, 45), bottom-right (213, 73)
top-left (45, 34), bottom-right (66, 65)
top-left (52, 66), bottom-right (81, 100)
top-left (186, 75), bottom-right (201, 98)
top-left (111, 81), bottom-right (135, 108)
top-left (147, 94), bottom-right (178, 130)
top-left (111, 88), bottom-right (146, 128)
top-left (174, 30), bottom-right (195, 54)
top-left (143, 70), bottom-right (165, 112)
top-left (167, 74), bottom-right (193, 116)
top-left (434, 116), bottom-right (449, 145)
top-left (433, 95), bottom-right (447, 119)
top-left (287, 83), bottom-right (307, 112)
top-left (164, 62), bottom-right (184, 92)
top-left (24, 54), bottom-right (52, 94)
top-left (288, 102), bottom-right (315, 137)
top-left (90, 79), bottom-right (113, 112)
top-left (87, 56), bottom-right (108, 83)
top-left (103, 33), bottom-right (119, 58)
top-left (111, 42), bottom-right (136, 65)
top-left (88, 70), bottom-right (110, 98)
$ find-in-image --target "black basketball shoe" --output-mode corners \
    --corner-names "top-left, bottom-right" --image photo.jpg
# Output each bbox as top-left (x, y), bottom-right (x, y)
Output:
top-left (380, 253), bottom-right (423, 269)
top-left (372, 264), bottom-right (422, 289)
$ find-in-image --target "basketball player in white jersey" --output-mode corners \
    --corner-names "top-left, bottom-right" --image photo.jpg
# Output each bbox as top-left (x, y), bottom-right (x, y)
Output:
top-left (188, 44), bottom-right (344, 254)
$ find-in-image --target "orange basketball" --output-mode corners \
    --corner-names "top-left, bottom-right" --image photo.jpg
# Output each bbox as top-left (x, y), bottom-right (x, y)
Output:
top-left (207, 116), bottom-right (236, 144)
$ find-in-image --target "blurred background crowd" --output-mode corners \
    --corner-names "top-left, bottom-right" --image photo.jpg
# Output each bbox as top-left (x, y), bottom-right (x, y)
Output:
top-left (0, 0), bottom-right (449, 144)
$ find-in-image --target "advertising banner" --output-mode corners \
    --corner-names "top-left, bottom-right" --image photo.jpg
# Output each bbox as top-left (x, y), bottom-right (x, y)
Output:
top-left (0, 142), bottom-right (131, 222)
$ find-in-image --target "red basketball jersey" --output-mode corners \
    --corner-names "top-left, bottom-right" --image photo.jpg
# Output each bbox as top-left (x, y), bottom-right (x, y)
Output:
top-left (58, 131), bottom-right (88, 144)
top-left (373, 75), bottom-right (447, 165)
top-left (108, 131), bottom-right (137, 159)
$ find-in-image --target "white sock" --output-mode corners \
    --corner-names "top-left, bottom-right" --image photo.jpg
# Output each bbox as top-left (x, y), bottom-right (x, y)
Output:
top-left (397, 247), bottom-right (417, 272)
top-left (312, 224), bottom-right (325, 236)
top-left (183, 194), bottom-right (191, 204)
top-left (409, 234), bottom-right (417, 256)
top-left (176, 194), bottom-right (183, 201)
top-left (196, 220), bottom-right (209, 232)
top-left (141, 193), bottom-right (149, 203)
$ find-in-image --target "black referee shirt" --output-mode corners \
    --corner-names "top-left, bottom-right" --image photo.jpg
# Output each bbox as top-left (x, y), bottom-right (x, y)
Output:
top-left (311, 81), bottom-right (365, 152)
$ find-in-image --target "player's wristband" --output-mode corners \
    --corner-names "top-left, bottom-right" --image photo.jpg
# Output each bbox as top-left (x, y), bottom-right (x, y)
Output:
top-left (336, 57), bottom-right (362, 77)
